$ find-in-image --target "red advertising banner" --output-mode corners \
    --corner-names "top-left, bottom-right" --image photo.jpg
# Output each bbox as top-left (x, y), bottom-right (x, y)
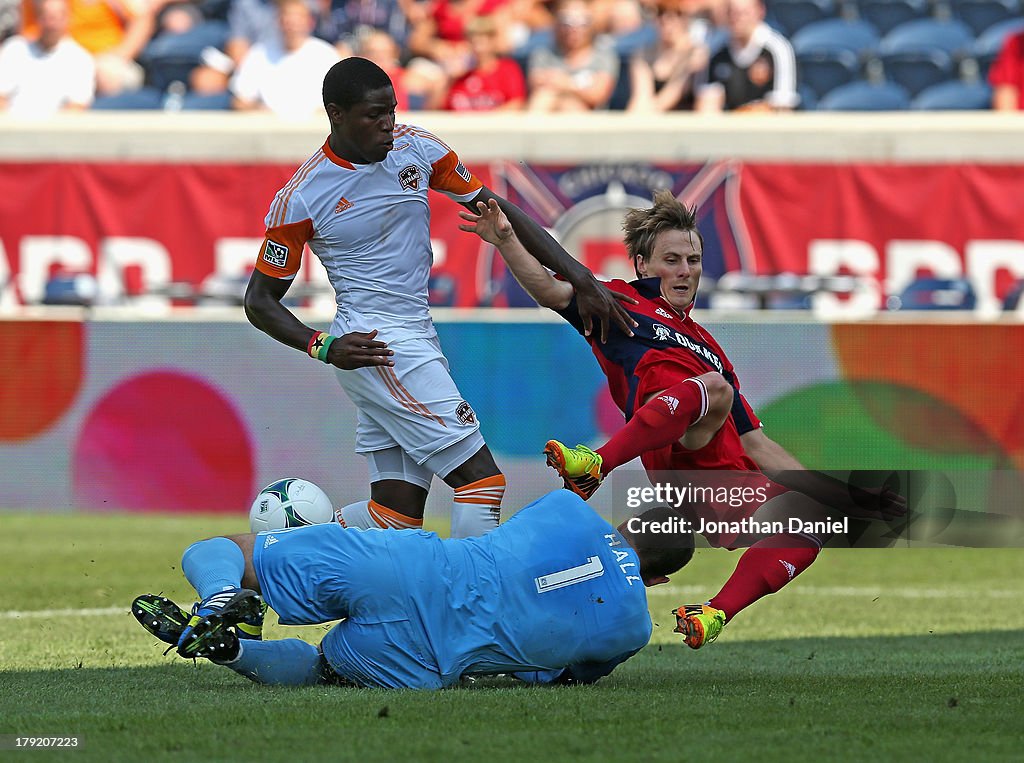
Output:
top-left (1, 161), bottom-right (1022, 310)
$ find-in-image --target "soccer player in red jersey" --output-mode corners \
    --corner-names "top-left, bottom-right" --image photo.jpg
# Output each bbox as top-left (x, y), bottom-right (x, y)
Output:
top-left (459, 193), bottom-right (900, 649)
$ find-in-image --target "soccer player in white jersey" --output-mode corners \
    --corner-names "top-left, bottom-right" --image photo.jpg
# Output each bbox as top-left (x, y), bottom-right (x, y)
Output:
top-left (244, 57), bottom-right (636, 537)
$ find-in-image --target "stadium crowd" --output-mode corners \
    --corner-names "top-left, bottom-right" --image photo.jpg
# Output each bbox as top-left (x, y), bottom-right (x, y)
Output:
top-left (0, 0), bottom-right (1022, 116)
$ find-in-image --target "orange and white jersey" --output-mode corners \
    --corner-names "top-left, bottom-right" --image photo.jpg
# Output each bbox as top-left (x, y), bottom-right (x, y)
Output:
top-left (255, 124), bottom-right (483, 342)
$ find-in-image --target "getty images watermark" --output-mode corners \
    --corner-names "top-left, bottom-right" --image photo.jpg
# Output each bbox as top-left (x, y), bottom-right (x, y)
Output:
top-left (623, 482), bottom-right (849, 538)
top-left (609, 470), bottom-right (1024, 549)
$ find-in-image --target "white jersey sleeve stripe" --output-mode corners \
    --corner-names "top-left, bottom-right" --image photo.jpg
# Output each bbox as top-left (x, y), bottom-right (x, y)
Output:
top-left (269, 151), bottom-right (320, 227)
top-left (271, 151), bottom-right (326, 228)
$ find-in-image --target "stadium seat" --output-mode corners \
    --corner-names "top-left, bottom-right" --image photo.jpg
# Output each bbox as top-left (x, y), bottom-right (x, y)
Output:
top-left (911, 79), bottom-right (993, 108)
top-left (797, 82), bottom-right (819, 109)
top-left (879, 18), bottom-right (976, 58)
top-left (972, 18), bottom-right (1024, 76)
top-left (950, 0), bottom-right (1021, 37)
top-left (197, 0), bottom-right (232, 21)
top-left (705, 26), bottom-right (731, 56)
top-left (139, 21), bottom-right (229, 92)
top-left (879, 49), bottom-right (956, 96)
top-left (791, 18), bottom-right (881, 57)
top-left (853, 0), bottom-right (929, 36)
top-left (818, 79), bottom-right (910, 109)
top-left (876, 19), bottom-right (975, 95)
top-left (797, 48), bottom-right (862, 98)
top-left (607, 54), bottom-right (632, 110)
top-left (91, 87), bottom-right (165, 110)
top-left (892, 277), bottom-right (977, 310)
top-left (182, 91), bottom-right (233, 110)
top-left (765, 0), bottom-right (838, 37)
top-left (42, 274), bottom-right (98, 306)
top-left (612, 23), bottom-right (656, 55)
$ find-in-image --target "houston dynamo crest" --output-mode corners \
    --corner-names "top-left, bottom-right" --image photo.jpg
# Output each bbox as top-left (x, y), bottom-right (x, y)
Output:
top-left (399, 165), bottom-right (422, 191)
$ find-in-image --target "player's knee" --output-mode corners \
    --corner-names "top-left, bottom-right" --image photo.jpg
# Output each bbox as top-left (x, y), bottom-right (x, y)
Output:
top-left (444, 446), bottom-right (501, 489)
top-left (369, 480), bottom-right (428, 515)
top-left (698, 372), bottom-right (733, 416)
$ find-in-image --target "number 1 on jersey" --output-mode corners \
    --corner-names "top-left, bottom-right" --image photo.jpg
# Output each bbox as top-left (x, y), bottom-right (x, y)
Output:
top-left (535, 556), bottom-right (605, 594)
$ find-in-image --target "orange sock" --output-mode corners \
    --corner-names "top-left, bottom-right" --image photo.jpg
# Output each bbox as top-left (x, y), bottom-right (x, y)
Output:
top-left (336, 499), bottom-right (422, 530)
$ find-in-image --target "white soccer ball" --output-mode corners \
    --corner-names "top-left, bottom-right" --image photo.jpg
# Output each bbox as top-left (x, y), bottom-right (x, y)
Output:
top-left (249, 478), bottom-right (336, 532)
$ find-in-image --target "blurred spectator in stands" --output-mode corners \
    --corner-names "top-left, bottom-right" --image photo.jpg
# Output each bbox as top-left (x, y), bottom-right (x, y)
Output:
top-left (443, 14), bottom-right (525, 110)
top-left (989, 29), bottom-right (1024, 111)
top-left (230, 0), bottom-right (339, 116)
top-left (1, 0), bottom-right (21, 41)
top-left (627, 0), bottom-right (707, 111)
top-left (406, 0), bottom-right (513, 108)
top-left (155, 0), bottom-right (202, 35)
top-left (527, 0), bottom-right (619, 111)
top-left (313, 0), bottom-right (418, 53)
top-left (505, 0), bottom-right (553, 55)
top-left (353, 29), bottom-right (408, 109)
top-left (694, 0), bottom-right (797, 112)
top-left (20, 0), bottom-right (156, 95)
top-left (0, 0), bottom-right (94, 114)
top-left (183, 0), bottom-right (271, 94)
top-left (224, 0), bottom-right (273, 63)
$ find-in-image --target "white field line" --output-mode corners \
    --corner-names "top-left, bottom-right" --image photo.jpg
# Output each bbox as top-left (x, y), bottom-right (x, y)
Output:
top-left (2, 582), bottom-right (1021, 620)
top-left (660, 584), bottom-right (1021, 599)
top-left (0, 606), bottom-right (125, 619)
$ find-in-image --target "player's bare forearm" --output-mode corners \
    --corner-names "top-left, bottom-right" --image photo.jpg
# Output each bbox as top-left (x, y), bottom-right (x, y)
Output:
top-left (244, 270), bottom-right (394, 369)
top-left (458, 199), bottom-right (572, 309)
top-left (741, 429), bottom-right (805, 472)
top-left (741, 429), bottom-right (906, 520)
top-left (474, 192), bottom-right (589, 285)
top-left (244, 270), bottom-right (315, 351)
top-left (468, 188), bottom-right (636, 341)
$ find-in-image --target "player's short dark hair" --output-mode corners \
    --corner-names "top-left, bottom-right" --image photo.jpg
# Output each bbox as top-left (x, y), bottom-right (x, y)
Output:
top-left (623, 505), bottom-right (695, 580)
top-left (623, 190), bottom-right (703, 278)
top-left (322, 57), bottom-right (394, 111)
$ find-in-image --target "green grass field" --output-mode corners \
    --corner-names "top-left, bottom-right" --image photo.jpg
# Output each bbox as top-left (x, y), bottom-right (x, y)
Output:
top-left (2, 512), bottom-right (1022, 762)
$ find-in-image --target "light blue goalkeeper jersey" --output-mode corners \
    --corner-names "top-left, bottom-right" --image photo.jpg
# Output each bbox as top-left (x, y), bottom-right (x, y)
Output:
top-left (254, 489), bottom-right (653, 689)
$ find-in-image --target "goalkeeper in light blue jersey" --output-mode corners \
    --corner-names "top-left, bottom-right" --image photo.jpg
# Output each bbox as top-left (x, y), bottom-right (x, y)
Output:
top-left (132, 490), bottom-right (693, 689)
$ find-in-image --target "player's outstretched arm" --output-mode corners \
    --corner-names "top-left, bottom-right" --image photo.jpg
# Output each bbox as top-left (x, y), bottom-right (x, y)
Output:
top-left (244, 270), bottom-right (394, 370)
top-left (742, 429), bottom-right (906, 520)
top-left (465, 188), bottom-right (636, 342)
top-left (740, 428), bottom-right (805, 471)
top-left (459, 200), bottom-right (574, 310)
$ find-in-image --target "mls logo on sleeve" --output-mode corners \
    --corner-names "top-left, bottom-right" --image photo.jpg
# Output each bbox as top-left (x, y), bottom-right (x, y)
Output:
top-left (399, 165), bottom-right (423, 191)
top-left (262, 240), bottom-right (289, 268)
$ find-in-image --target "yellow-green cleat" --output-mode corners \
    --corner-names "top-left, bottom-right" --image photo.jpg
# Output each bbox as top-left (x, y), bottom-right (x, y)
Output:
top-left (236, 600), bottom-right (269, 641)
top-left (132, 594), bottom-right (191, 647)
top-left (673, 604), bottom-right (727, 649)
top-left (543, 440), bottom-right (604, 500)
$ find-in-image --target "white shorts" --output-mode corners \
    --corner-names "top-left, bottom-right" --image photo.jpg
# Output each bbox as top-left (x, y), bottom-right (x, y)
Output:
top-left (334, 335), bottom-right (485, 480)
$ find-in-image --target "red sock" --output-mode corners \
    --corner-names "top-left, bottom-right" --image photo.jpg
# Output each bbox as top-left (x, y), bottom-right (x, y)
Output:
top-left (596, 377), bottom-right (709, 473)
top-left (709, 535), bottom-right (820, 621)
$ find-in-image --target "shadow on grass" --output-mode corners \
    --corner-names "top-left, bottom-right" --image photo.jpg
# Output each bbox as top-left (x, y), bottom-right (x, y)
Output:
top-left (1, 631), bottom-right (1022, 762)
top-left (2, 629), bottom-right (1021, 699)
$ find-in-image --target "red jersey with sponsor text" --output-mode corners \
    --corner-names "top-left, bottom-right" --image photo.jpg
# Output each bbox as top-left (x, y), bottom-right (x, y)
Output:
top-left (557, 277), bottom-right (761, 471)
